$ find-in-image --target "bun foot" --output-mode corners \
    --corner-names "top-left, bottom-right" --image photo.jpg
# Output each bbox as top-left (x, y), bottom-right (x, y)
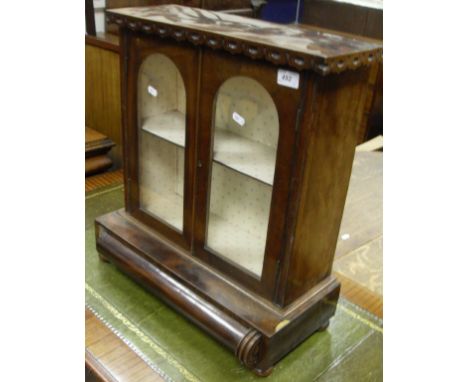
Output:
top-left (253, 366), bottom-right (274, 377)
top-left (318, 320), bottom-right (330, 332)
top-left (99, 253), bottom-right (110, 263)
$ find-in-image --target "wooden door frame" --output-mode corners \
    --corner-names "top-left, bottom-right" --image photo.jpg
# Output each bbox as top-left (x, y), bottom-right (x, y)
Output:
top-left (122, 30), bottom-right (200, 251)
top-left (193, 48), bottom-right (306, 299)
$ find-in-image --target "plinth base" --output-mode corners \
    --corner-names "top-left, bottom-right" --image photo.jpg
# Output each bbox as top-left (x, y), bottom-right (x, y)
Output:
top-left (95, 209), bottom-right (340, 375)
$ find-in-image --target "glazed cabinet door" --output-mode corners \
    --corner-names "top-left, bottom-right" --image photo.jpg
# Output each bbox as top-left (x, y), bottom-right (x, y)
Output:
top-left (194, 49), bottom-right (306, 298)
top-left (123, 31), bottom-right (199, 250)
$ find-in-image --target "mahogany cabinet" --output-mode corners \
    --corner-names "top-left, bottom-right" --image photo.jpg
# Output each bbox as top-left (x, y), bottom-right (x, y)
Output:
top-left (96, 5), bottom-right (382, 375)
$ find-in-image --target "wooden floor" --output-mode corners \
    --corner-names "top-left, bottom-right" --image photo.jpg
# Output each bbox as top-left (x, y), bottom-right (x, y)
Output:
top-left (333, 151), bottom-right (383, 317)
top-left (336, 272), bottom-right (382, 317)
top-left (85, 154), bottom-right (382, 381)
top-left (86, 169), bottom-right (123, 193)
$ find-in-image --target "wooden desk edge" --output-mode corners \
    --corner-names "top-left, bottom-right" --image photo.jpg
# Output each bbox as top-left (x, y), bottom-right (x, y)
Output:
top-left (85, 307), bottom-right (165, 382)
top-left (86, 348), bottom-right (120, 382)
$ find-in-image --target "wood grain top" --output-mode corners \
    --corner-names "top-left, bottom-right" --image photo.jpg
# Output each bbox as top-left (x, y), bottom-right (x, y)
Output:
top-left (106, 5), bottom-right (382, 74)
top-left (85, 127), bottom-right (115, 154)
top-left (86, 126), bottom-right (108, 144)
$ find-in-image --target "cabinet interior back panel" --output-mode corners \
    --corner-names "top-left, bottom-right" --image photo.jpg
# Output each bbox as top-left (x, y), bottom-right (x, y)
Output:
top-left (138, 53), bottom-right (186, 129)
top-left (214, 76), bottom-right (278, 148)
top-left (206, 162), bottom-right (272, 276)
top-left (139, 132), bottom-right (184, 231)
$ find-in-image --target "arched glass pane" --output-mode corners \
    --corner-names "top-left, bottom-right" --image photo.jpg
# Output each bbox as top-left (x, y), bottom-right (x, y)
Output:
top-left (138, 54), bottom-right (186, 231)
top-left (206, 76), bottom-right (279, 277)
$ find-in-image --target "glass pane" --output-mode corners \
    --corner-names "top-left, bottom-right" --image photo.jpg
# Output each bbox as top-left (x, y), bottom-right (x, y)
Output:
top-left (138, 54), bottom-right (186, 231)
top-left (206, 76), bottom-right (279, 277)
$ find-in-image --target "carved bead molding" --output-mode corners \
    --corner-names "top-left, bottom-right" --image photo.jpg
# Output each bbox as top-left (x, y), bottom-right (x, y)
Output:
top-left (106, 14), bottom-right (382, 76)
top-left (235, 329), bottom-right (263, 369)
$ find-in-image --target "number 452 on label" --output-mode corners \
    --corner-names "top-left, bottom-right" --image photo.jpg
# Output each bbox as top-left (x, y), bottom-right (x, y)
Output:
top-left (277, 69), bottom-right (300, 89)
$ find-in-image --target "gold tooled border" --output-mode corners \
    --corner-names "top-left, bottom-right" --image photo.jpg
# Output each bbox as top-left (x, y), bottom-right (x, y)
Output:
top-left (86, 184), bottom-right (124, 200)
top-left (335, 303), bottom-right (383, 334)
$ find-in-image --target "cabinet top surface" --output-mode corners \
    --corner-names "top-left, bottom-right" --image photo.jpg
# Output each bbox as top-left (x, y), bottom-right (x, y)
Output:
top-left (107, 5), bottom-right (382, 74)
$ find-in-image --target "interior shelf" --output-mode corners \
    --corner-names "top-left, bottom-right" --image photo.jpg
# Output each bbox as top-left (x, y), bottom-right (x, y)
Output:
top-left (213, 129), bottom-right (276, 185)
top-left (141, 110), bottom-right (186, 147)
top-left (141, 114), bottom-right (277, 185)
top-left (207, 212), bottom-right (265, 276)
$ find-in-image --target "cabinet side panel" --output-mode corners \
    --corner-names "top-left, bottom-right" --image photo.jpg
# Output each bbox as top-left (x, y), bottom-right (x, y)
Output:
top-left (285, 68), bottom-right (370, 304)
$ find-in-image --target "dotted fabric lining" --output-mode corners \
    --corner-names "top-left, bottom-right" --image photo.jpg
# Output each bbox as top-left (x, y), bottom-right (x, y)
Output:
top-left (207, 77), bottom-right (279, 276)
top-left (138, 54), bottom-right (186, 230)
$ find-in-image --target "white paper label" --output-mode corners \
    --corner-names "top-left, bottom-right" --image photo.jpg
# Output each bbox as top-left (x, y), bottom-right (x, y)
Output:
top-left (232, 111), bottom-right (245, 126)
top-left (277, 69), bottom-right (300, 89)
top-left (147, 85), bottom-right (158, 97)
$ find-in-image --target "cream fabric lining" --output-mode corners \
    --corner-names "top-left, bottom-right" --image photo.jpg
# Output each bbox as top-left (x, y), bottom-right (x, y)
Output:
top-left (207, 77), bottom-right (279, 276)
top-left (138, 54), bottom-right (186, 230)
top-left (139, 132), bottom-right (184, 230)
top-left (207, 163), bottom-right (273, 276)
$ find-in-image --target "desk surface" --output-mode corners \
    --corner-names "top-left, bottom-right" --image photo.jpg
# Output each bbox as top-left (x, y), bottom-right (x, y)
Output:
top-left (85, 151), bottom-right (382, 381)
